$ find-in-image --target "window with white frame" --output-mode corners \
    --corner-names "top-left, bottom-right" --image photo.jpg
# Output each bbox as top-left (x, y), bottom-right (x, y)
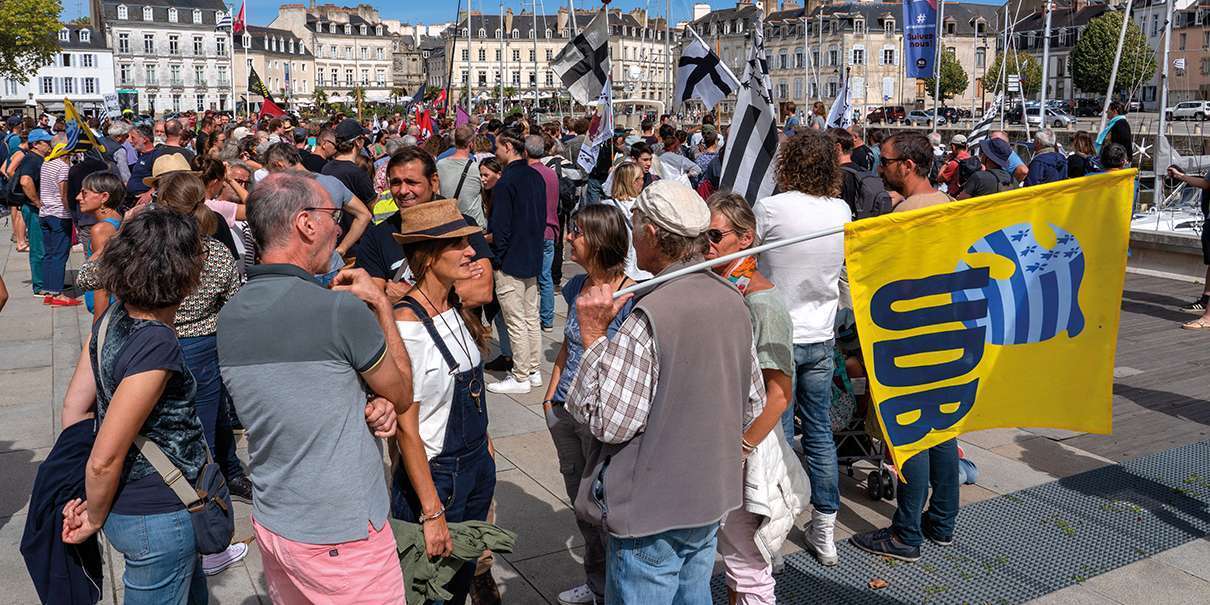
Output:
top-left (854, 19), bottom-right (865, 34)
top-left (479, 28), bottom-right (486, 38)
top-left (85, 78), bottom-right (98, 94)
top-left (119, 64), bottom-right (131, 84)
top-left (346, 69), bottom-right (354, 86)
top-left (83, 53), bottom-right (95, 68)
top-left (217, 65), bottom-right (228, 84)
top-left (344, 24), bottom-right (351, 35)
top-left (975, 47), bottom-right (986, 68)
top-left (242, 33), bottom-right (250, 48)
top-left (172, 94), bottom-right (181, 112)
top-left (194, 36), bottom-right (204, 55)
top-left (193, 9), bottom-right (201, 24)
top-left (168, 34), bottom-right (179, 55)
top-left (41, 77), bottom-right (53, 94)
top-left (60, 53), bottom-right (71, 67)
top-left (512, 29), bottom-right (519, 38)
top-left (360, 25), bottom-right (367, 35)
top-left (885, 19), bottom-right (895, 34)
top-left (217, 36), bottom-right (226, 55)
top-left (168, 8), bottom-right (177, 22)
top-left (545, 48), bottom-right (552, 61)
top-left (170, 64), bottom-right (180, 84)
top-left (376, 47), bottom-right (383, 60)
top-left (289, 39), bottom-right (295, 53)
top-left (194, 65), bottom-right (205, 84)
top-left (144, 33), bottom-right (155, 54)
top-left (118, 33), bottom-right (130, 53)
top-left (360, 47), bottom-right (367, 59)
top-left (512, 48), bottom-right (520, 61)
top-left (852, 46), bottom-right (865, 65)
top-left (117, 4), bottom-right (127, 19)
top-left (145, 65), bottom-right (157, 84)
top-left (196, 94), bottom-right (205, 110)
top-left (329, 23), bottom-right (337, 33)
top-left (360, 68), bottom-right (369, 85)
top-left (882, 48), bottom-right (895, 65)
top-left (143, 6), bottom-right (152, 20)
top-left (376, 69), bottom-right (385, 86)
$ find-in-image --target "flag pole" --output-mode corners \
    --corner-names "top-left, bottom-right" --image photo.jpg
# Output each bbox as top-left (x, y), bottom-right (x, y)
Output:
top-left (1099, 0), bottom-right (1133, 133)
top-left (931, 0), bottom-right (945, 133)
top-left (613, 225), bottom-right (845, 299)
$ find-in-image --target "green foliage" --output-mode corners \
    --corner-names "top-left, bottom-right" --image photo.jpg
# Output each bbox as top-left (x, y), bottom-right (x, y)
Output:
top-left (312, 89), bottom-right (329, 112)
top-left (924, 51), bottom-right (969, 101)
top-left (1070, 11), bottom-right (1155, 96)
top-left (985, 50), bottom-right (1043, 97)
top-left (0, 0), bottom-right (63, 82)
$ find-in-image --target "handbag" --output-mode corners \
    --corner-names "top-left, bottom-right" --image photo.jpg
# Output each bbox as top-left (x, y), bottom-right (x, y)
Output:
top-left (95, 309), bottom-right (235, 555)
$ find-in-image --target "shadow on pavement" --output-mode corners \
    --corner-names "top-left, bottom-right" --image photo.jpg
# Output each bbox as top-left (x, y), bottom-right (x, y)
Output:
top-left (0, 439), bottom-right (39, 532)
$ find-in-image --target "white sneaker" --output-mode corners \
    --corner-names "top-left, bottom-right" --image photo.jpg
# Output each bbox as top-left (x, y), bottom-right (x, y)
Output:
top-left (807, 510), bottom-right (839, 566)
top-left (202, 542), bottom-right (248, 576)
top-left (557, 583), bottom-right (598, 605)
top-left (529, 370), bottom-right (543, 387)
top-left (487, 375), bottom-right (532, 394)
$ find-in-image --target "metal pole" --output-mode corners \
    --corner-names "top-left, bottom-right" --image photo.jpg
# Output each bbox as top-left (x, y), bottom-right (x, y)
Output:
top-left (1154, 0), bottom-right (1173, 205)
top-left (229, 30), bottom-right (236, 115)
top-left (467, 1), bottom-right (474, 115)
top-left (614, 225), bottom-right (846, 299)
top-left (532, 0), bottom-right (540, 112)
top-left (931, 0), bottom-right (945, 132)
top-left (803, 15), bottom-right (810, 108)
top-left (1100, 0), bottom-right (1134, 133)
top-left (665, 0), bottom-right (671, 108)
top-left (1039, 0), bottom-right (1052, 129)
top-left (816, 11), bottom-right (824, 106)
top-left (499, 0), bottom-right (505, 117)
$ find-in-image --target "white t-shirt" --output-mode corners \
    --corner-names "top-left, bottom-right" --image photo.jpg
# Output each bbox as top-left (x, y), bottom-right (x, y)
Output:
top-left (396, 308), bottom-right (481, 459)
top-left (753, 190), bottom-right (851, 344)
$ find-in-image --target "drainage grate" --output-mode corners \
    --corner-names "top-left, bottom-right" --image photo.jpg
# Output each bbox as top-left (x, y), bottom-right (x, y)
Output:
top-left (713, 439), bottom-right (1210, 604)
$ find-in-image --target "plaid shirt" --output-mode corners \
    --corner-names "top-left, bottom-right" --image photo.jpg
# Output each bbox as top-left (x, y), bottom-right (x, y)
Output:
top-left (567, 309), bottom-right (766, 444)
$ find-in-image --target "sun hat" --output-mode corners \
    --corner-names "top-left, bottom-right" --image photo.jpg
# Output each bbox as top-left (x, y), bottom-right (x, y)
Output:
top-left (143, 153), bottom-right (197, 187)
top-left (978, 138), bottom-right (1013, 170)
top-left (634, 179), bottom-right (710, 238)
top-left (391, 199), bottom-right (482, 245)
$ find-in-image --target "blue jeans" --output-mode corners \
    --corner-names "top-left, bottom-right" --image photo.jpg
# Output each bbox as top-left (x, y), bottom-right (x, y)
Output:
top-left (584, 178), bottom-right (605, 206)
top-left (606, 523), bottom-right (719, 605)
top-left (179, 335), bottom-right (244, 482)
top-left (22, 205), bottom-right (45, 292)
top-left (103, 510), bottom-right (208, 605)
top-left (539, 239), bottom-right (555, 328)
top-left (893, 438), bottom-right (960, 547)
top-left (794, 340), bottom-right (839, 514)
top-left (39, 216), bottom-right (72, 295)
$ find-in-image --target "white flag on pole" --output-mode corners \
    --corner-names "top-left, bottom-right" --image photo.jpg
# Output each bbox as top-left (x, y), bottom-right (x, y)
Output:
top-left (577, 76), bottom-right (614, 174)
top-left (719, 12), bottom-right (778, 204)
top-left (674, 30), bottom-right (740, 110)
top-left (827, 70), bottom-right (853, 128)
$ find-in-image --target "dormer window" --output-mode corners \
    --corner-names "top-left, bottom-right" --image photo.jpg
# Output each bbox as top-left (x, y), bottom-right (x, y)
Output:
top-left (461, 28), bottom-right (468, 37)
top-left (117, 4), bottom-right (127, 19)
top-left (512, 29), bottom-right (520, 39)
top-left (854, 18), bottom-right (865, 34)
top-left (289, 39), bottom-right (295, 53)
top-left (193, 9), bottom-right (201, 24)
top-left (329, 23), bottom-right (337, 34)
top-left (945, 20), bottom-right (956, 35)
top-left (242, 33), bottom-right (251, 48)
top-left (974, 19), bottom-right (986, 36)
top-left (885, 18), bottom-right (895, 34)
top-left (545, 28), bottom-right (552, 38)
top-left (143, 6), bottom-right (153, 20)
top-left (58, 28), bottom-right (70, 42)
top-left (479, 28), bottom-right (486, 38)
top-left (79, 29), bottom-right (91, 43)
top-left (344, 24), bottom-right (352, 35)
top-left (359, 25), bottom-right (366, 35)
top-left (376, 25), bottom-right (382, 35)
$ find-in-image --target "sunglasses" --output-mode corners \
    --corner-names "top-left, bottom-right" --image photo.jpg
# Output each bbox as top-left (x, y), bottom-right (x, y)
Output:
top-left (705, 228), bottom-right (735, 244)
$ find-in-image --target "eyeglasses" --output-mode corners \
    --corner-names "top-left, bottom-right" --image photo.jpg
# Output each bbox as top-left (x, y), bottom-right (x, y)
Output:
top-left (705, 228), bottom-right (735, 244)
top-left (568, 222), bottom-right (584, 238)
top-left (304, 207), bottom-right (343, 223)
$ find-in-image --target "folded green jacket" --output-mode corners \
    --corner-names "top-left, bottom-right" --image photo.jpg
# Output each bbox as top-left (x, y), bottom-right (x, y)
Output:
top-left (392, 519), bottom-right (517, 605)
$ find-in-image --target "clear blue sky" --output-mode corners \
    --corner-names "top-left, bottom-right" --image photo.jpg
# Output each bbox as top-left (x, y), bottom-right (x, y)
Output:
top-left (64, 0), bottom-right (1005, 28)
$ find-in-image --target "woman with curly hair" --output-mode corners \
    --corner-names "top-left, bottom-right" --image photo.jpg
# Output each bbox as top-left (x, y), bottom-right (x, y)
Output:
top-left (751, 128), bottom-right (850, 568)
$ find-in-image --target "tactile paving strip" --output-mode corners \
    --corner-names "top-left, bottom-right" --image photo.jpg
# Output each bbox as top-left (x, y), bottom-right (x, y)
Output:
top-left (712, 439), bottom-right (1210, 604)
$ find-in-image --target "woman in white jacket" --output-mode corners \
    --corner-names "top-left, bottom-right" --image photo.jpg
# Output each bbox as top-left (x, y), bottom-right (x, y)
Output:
top-left (706, 192), bottom-right (810, 605)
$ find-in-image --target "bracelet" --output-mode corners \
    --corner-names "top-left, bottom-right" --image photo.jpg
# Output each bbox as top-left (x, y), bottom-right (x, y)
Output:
top-left (419, 506), bottom-right (446, 524)
top-left (741, 438), bottom-right (757, 451)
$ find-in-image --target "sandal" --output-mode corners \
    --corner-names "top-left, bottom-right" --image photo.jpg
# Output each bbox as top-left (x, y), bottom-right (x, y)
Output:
top-left (1181, 318), bottom-right (1210, 330)
top-left (15, 244), bottom-right (28, 252)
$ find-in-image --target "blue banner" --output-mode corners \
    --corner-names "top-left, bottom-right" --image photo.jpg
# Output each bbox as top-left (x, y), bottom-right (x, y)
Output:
top-left (903, 0), bottom-right (938, 79)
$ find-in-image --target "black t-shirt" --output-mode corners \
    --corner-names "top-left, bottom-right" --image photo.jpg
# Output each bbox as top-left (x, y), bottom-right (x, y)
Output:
top-left (300, 149), bottom-right (327, 173)
top-left (354, 211), bottom-right (494, 282)
top-left (1108, 118), bottom-right (1132, 153)
top-left (159, 144), bottom-right (196, 166)
top-left (961, 168), bottom-right (1012, 198)
top-left (322, 159), bottom-right (376, 208)
top-left (1067, 154), bottom-right (1092, 179)
top-left (14, 152), bottom-right (44, 207)
top-left (839, 162), bottom-right (863, 215)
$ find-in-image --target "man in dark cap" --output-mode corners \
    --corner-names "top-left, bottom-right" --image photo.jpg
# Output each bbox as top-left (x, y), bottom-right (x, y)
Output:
top-left (956, 139), bottom-right (1014, 200)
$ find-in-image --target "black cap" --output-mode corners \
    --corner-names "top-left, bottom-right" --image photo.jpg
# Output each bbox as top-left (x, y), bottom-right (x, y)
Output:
top-left (6, 116), bottom-right (21, 127)
top-left (334, 118), bottom-right (366, 143)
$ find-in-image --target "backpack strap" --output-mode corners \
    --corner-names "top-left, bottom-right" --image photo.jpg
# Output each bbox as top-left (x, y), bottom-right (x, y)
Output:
top-left (452, 158), bottom-right (474, 201)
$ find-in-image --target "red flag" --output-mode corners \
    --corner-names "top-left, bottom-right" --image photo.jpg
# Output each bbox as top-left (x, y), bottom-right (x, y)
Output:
top-left (434, 89), bottom-right (447, 107)
top-left (258, 97), bottom-right (286, 118)
top-left (233, 0), bottom-right (247, 34)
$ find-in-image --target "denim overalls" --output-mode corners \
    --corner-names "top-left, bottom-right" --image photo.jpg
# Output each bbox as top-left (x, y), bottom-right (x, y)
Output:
top-left (390, 296), bottom-right (496, 605)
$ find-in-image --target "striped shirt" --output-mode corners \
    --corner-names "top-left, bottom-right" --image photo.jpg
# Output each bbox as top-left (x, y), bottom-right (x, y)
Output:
top-left (38, 158), bottom-right (70, 219)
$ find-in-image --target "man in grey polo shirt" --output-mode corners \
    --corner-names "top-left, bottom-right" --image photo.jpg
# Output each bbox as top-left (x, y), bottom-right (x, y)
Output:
top-left (218, 172), bottom-right (414, 602)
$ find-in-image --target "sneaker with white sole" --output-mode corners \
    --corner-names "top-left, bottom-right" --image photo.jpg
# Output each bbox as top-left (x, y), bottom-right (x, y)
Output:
top-left (487, 375), bottom-right (532, 394)
top-left (557, 583), bottom-right (598, 605)
top-left (807, 510), bottom-right (839, 566)
top-left (202, 542), bottom-right (248, 576)
top-left (529, 370), bottom-right (542, 387)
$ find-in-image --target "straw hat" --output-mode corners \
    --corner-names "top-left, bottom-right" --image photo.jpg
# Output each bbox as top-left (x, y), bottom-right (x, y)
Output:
top-left (143, 153), bottom-right (198, 187)
top-left (391, 199), bottom-right (482, 245)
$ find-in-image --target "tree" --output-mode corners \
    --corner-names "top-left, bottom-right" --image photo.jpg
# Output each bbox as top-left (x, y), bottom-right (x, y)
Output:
top-left (0, 0), bottom-right (63, 82)
top-left (924, 51), bottom-right (969, 102)
top-left (312, 89), bottom-right (329, 113)
top-left (986, 50), bottom-right (1043, 97)
top-left (1070, 11), bottom-right (1155, 97)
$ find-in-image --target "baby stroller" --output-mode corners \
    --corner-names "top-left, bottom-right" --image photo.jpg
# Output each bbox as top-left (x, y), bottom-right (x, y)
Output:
top-left (830, 308), bottom-right (897, 502)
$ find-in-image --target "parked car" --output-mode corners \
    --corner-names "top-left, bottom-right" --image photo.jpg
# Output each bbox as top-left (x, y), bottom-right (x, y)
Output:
top-left (1025, 107), bottom-right (1076, 128)
top-left (1128, 100), bottom-right (1142, 112)
top-left (1165, 100), bottom-right (1210, 121)
top-left (905, 109), bottom-right (945, 126)
top-left (866, 105), bottom-right (906, 123)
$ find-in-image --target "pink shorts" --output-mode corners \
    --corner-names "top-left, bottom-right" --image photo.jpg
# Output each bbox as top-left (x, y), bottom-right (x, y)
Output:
top-left (252, 516), bottom-right (405, 604)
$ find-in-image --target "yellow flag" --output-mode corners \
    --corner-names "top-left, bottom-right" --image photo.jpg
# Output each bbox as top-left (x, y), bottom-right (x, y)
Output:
top-left (845, 170), bottom-right (1134, 476)
top-left (45, 98), bottom-right (106, 162)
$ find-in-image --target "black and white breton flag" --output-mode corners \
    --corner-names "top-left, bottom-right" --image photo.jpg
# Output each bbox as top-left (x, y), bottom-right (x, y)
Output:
top-left (967, 93), bottom-right (1004, 150)
top-left (552, 10), bottom-right (610, 106)
top-left (674, 32), bottom-right (739, 110)
top-left (719, 13), bottom-right (777, 204)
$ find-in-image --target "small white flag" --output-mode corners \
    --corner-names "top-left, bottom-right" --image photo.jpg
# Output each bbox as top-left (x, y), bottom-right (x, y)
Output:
top-left (578, 77), bottom-right (614, 174)
top-left (827, 70), bottom-right (853, 129)
top-left (1174, 58), bottom-right (1187, 70)
top-left (674, 31), bottom-right (740, 110)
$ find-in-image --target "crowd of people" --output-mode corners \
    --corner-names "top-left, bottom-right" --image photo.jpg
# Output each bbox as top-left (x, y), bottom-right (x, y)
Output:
top-left (6, 99), bottom-right (1162, 605)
